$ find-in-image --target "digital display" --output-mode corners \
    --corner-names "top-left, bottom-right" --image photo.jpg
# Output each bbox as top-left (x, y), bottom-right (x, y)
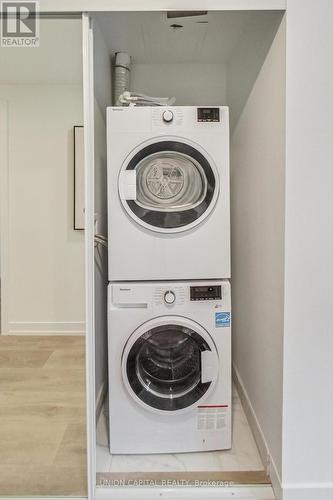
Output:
top-left (197, 107), bottom-right (220, 122)
top-left (190, 285), bottom-right (222, 301)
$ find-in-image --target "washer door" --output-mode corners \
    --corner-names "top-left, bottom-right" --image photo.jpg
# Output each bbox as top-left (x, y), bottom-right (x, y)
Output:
top-left (119, 140), bottom-right (219, 233)
top-left (122, 316), bottom-right (219, 413)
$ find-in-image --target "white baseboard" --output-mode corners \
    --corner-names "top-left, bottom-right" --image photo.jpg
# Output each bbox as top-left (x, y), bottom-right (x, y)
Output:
top-left (95, 485), bottom-right (275, 500)
top-left (233, 366), bottom-right (333, 500)
top-left (233, 365), bottom-right (282, 500)
top-left (5, 321), bottom-right (86, 335)
top-left (96, 380), bottom-right (107, 420)
top-left (282, 483), bottom-right (333, 500)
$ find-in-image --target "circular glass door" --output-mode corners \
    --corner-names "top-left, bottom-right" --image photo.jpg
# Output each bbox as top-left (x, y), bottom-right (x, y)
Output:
top-left (122, 317), bottom-right (218, 412)
top-left (119, 140), bottom-right (219, 233)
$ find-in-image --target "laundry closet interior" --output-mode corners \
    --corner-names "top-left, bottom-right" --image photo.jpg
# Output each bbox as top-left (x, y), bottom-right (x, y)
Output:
top-left (87, 8), bottom-right (285, 494)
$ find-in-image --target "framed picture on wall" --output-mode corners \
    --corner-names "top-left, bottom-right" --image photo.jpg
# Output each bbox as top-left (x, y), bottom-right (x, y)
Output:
top-left (74, 126), bottom-right (85, 230)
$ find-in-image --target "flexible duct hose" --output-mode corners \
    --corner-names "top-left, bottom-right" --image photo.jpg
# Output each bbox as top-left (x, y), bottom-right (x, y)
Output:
top-left (113, 52), bottom-right (131, 106)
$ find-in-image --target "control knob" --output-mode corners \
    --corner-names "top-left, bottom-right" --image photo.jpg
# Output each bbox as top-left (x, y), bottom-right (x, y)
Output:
top-left (162, 110), bottom-right (174, 123)
top-left (164, 290), bottom-right (176, 304)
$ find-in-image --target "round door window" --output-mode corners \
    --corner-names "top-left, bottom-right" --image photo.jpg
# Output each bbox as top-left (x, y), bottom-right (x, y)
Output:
top-left (136, 152), bottom-right (207, 212)
top-left (123, 321), bottom-right (217, 412)
top-left (119, 140), bottom-right (218, 232)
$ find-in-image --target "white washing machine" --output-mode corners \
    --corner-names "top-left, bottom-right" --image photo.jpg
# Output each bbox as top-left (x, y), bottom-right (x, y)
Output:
top-left (107, 106), bottom-right (230, 281)
top-left (108, 280), bottom-right (231, 454)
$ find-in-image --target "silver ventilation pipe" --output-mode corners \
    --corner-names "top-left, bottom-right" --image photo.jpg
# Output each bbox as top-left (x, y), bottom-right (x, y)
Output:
top-left (113, 52), bottom-right (131, 106)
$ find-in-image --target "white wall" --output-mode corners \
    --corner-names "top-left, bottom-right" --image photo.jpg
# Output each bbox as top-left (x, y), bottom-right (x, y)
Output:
top-left (226, 11), bottom-right (284, 129)
top-left (0, 84), bottom-right (85, 334)
top-left (230, 16), bottom-right (285, 484)
top-left (282, 1), bottom-right (333, 499)
top-left (0, 19), bottom-right (82, 85)
top-left (131, 63), bottom-right (226, 106)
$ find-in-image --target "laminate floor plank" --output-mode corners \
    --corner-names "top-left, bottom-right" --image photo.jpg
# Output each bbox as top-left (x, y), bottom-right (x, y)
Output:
top-left (0, 390), bottom-right (85, 420)
top-left (0, 417), bottom-right (68, 466)
top-left (0, 335), bottom-right (85, 351)
top-left (0, 335), bottom-right (87, 496)
top-left (0, 349), bottom-right (52, 367)
top-left (43, 348), bottom-right (85, 369)
top-left (0, 367), bottom-right (85, 392)
top-left (53, 421), bottom-right (87, 467)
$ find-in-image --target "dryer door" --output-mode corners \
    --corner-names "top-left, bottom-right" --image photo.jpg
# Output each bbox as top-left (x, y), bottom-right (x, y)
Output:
top-left (122, 316), bottom-right (219, 413)
top-left (118, 140), bottom-right (219, 233)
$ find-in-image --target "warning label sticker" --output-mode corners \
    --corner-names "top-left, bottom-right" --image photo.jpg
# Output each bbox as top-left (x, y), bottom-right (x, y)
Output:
top-left (197, 406), bottom-right (228, 430)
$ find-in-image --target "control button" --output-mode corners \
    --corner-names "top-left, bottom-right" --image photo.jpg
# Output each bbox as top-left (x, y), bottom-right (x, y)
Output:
top-left (164, 290), bottom-right (176, 304)
top-left (162, 110), bottom-right (174, 123)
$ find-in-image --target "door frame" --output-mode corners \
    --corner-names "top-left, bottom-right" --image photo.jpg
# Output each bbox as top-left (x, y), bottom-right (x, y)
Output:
top-left (39, 0), bottom-right (287, 12)
top-left (82, 13), bottom-right (96, 500)
top-left (0, 101), bottom-right (9, 335)
top-left (83, 2), bottom-right (333, 500)
top-left (82, 4), bottom-right (286, 499)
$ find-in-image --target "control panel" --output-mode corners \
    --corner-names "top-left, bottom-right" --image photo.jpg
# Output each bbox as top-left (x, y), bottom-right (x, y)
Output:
top-left (153, 286), bottom-right (186, 307)
top-left (197, 107), bottom-right (220, 122)
top-left (152, 108), bottom-right (183, 128)
top-left (190, 285), bottom-right (222, 301)
top-left (111, 281), bottom-right (228, 311)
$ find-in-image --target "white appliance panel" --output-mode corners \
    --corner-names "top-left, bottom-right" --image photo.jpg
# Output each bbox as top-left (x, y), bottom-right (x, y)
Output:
top-left (107, 106), bottom-right (230, 281)
top-left (108, 280), bottom-right (231, 454)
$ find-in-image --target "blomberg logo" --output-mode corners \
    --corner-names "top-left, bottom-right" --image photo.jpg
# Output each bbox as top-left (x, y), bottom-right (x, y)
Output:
top-left (1, 1), bottom-right (39, 47)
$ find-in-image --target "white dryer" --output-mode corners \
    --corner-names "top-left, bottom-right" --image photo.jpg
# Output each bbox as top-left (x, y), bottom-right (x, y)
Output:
top-left (108, 280), bottom-right (231, 454)
top-left (107, 106), bottom-right (230, 281)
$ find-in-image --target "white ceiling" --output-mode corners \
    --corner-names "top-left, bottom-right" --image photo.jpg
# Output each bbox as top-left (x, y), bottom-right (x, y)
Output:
top-left (0, 19), bottom-right (82, 84)
top-left (94, 11), bottom-right (258, 64)
top-left (0, 12), bottom-right (282, 84)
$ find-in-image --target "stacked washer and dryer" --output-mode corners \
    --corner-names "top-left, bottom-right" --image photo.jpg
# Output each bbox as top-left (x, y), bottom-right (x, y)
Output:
top-left (107, 106), bottom-right (231, 454)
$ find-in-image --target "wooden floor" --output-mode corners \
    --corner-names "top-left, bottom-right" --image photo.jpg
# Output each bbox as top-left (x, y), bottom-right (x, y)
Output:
top-left (0, 335), bottom-right (87, 496)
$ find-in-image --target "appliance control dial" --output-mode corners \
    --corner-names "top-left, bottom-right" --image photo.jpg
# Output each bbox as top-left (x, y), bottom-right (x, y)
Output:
top-left (164, 290), bottom-right (176, 304)
top-left (162, 110), bottom-right (174, 123)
